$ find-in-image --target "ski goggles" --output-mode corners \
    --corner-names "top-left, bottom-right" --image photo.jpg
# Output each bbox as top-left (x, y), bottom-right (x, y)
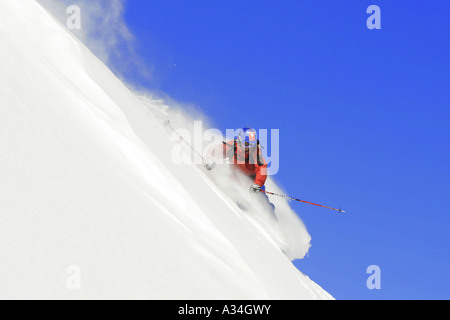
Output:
top-left (243, 131), bottom-right (257, 149)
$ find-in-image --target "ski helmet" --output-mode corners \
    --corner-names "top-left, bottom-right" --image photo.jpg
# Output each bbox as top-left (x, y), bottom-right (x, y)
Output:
top-left (236, 127), bottom-right (258, 149)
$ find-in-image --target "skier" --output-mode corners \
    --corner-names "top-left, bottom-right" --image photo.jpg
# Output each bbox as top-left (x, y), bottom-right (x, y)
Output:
top-left (205, 128), bottom-right (276, 216)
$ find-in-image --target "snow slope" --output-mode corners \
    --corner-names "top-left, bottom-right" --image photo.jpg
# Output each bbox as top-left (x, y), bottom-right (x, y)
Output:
top-left (0, 0), bottom-right (333, 299)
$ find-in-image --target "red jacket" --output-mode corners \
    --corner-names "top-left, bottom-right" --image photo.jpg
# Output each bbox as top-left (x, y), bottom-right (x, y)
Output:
top-left (211, 140), bottom-right (268, 187)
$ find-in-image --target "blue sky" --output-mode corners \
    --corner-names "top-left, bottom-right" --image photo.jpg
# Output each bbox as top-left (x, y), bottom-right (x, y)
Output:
top-left (116, 0), bottom-right (450, 299)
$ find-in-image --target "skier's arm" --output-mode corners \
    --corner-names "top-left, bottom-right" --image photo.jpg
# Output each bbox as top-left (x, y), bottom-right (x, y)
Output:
top-left (254, 166), bottom-right (268, 187)
top-left (254, 154), bottom-right (268, 187)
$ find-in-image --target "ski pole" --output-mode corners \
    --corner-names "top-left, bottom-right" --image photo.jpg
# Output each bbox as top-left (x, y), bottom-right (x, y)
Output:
top-left (164, 120), bottom-right (207, 163)
top-left (261, 190), bottom-right (346, 213)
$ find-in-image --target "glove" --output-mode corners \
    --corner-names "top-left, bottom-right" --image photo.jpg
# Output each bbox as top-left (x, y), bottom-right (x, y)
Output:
top-left (204, 160), bottom-right (216, 171)
top-left (250, 184), bottom-right (261, 194)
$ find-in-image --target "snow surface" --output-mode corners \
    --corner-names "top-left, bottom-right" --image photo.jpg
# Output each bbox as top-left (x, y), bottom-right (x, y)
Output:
top-left (0, 0), bottom-right (333, 300)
